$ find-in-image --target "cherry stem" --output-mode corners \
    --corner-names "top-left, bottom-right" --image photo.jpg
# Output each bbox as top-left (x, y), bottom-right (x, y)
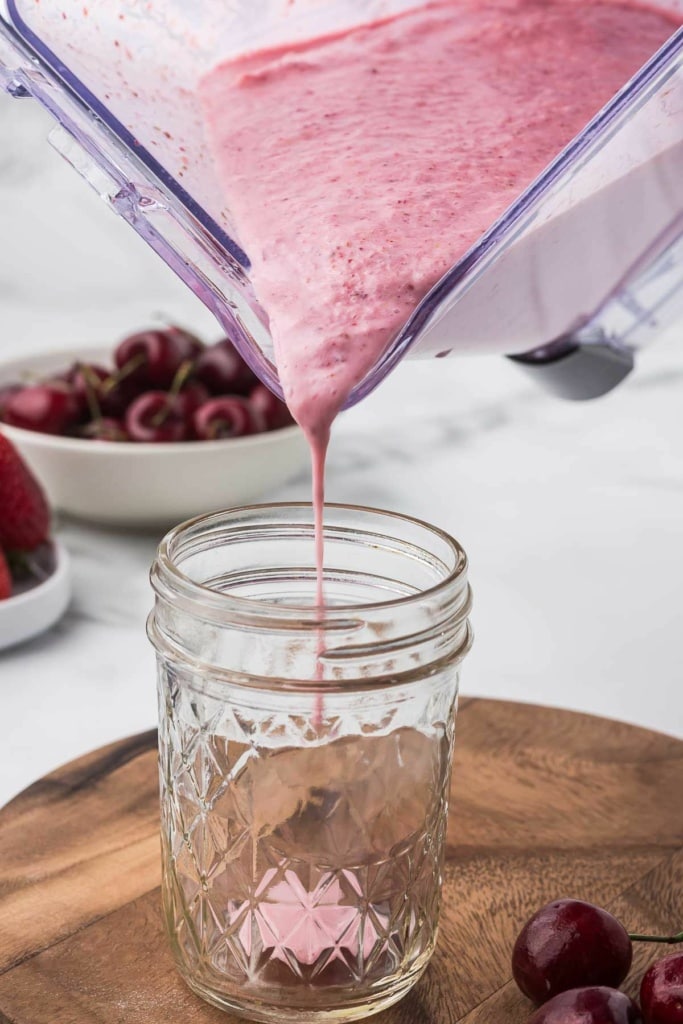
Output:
top-left (78, 363), bottom-right (102, 422)
top-left (169, 359), bottom-right (195, 398)
top-left (150, 402), bottom-right (171, 429)
top-left (149, 360), bottom-right (195, 429)
top-left (104, 352), bottom-right (146, 391)
top-left (628, 930), bottom-right (683, 945)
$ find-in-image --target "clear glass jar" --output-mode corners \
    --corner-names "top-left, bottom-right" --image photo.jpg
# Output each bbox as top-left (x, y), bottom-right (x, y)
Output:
top-left (148, 504), bottom-right (472, 1023)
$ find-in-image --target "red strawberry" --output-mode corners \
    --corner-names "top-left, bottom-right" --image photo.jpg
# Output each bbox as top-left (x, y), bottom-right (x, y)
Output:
top-left (0, 548), bottom-right (11, 600)
top-left (0, 433), bottom-right (50, 551)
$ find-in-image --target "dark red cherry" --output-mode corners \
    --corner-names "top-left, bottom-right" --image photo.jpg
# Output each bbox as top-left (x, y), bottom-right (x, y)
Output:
top-left (248, 383), bottom-right (293, 430)
top-left (80, 417), bottom-right (129, 442)
top-left (195, 338), bottom-right (256, 396)
top-left (3, 383), bottom-right (81, 435)
top-left (174, 382), bottom-right (210, 422)
top-left (98, 375), bottom-right (144, 418)
top-left (512, 900), bottom-right (632, 1004)
top-left (125, 391), bottom-right (187, 443)
top-left (528, 987), bottom-right (643, 1023)
top-left (192, 396), bottom-right (264, 440)
top-left (641, 952), bottom-right (683, 1024)
top-left (114, 327), bottom-right (202, 389)
top-left (0, 383), bottom-right (22, 419)
top-left (70, 364), bottom-right (110, 416)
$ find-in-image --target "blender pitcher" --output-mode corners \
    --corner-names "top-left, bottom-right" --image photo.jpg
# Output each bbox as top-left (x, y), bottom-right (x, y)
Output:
top-left (0, 0), bottom-right (682, 401)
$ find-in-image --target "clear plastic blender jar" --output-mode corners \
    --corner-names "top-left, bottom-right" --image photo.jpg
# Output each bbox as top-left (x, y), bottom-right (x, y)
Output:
top-left (1, 0), bottom-right (682, 401)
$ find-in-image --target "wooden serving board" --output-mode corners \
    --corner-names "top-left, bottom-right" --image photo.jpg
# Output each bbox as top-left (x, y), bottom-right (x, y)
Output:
top-left (1, 698), bottom-right (682, 1024)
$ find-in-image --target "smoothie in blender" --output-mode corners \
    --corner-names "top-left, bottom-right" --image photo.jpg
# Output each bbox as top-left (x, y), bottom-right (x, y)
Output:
top-left (200, 0), bottom-right (681, 451)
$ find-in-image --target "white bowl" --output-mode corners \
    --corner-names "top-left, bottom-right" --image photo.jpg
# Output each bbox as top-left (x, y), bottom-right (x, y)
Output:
top-left (0, 348), bottom-right (309, 527)
top-left (0, 541), bottom-right (71, 651)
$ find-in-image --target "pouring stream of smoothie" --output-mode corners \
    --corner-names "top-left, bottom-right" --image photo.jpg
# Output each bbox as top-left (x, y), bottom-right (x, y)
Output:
top-left (201, 0), bottom-right (680, 645)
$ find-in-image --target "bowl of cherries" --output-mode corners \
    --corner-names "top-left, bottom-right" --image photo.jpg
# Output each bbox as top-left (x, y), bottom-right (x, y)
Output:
top-left (0, 327), bottom-right (308, 526)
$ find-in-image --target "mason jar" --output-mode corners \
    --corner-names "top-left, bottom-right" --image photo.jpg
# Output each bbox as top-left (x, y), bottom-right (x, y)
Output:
top-left (148, 504), bottom-right (472, 1023)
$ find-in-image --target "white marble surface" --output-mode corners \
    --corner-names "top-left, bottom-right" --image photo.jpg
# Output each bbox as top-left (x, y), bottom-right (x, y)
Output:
top-left (1, 93), bottom-right (683, 809)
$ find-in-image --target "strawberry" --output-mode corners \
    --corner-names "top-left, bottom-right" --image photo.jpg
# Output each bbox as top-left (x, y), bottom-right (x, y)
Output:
top-left (0, 548), bottom-right (11, 600)
top-left (0, 433), bottom-right (50, 551)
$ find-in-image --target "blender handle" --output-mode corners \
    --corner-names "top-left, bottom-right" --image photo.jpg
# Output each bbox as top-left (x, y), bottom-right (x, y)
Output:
top-left (508, 209), bottom-right (683, 400)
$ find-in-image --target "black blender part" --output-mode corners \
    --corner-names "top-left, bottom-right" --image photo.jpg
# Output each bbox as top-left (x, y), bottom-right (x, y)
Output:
top-left (509, 336), bottom-right (636, 402)
top-left (0, 0), bottom-right (682, 406)
top-left (510, 210), bottom-right (683, 400)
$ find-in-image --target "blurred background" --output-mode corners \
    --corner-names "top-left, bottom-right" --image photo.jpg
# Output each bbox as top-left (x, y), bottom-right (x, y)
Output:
top-left (1, 87), bottom-right (683, 807)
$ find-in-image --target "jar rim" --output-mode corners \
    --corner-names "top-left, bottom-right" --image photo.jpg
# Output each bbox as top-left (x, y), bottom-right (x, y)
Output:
top-left (151, 502), bottom-right (469, 625)
top-left (149, 503), bottom-right (472, 690)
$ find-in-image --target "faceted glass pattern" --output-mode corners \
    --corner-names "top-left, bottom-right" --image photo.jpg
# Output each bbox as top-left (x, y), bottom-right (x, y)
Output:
top-left (158, 662), bottom-right (459, 1022)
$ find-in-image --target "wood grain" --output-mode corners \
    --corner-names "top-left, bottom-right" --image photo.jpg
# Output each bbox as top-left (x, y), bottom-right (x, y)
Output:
top-left (0, 699), bottom-right (681, 1024)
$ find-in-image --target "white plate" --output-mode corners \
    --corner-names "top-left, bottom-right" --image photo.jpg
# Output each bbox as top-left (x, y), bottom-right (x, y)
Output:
top-left (0, 347), bottom-right (309, 527)
top-left (0, 541), bottom-right (71, 651)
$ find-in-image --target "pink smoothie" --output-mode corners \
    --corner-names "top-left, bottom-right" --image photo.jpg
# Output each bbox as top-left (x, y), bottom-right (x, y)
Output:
top-left (201, 0), bottom-right (679, 630)
top-left (200, 0), bottom-right (679, 444)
